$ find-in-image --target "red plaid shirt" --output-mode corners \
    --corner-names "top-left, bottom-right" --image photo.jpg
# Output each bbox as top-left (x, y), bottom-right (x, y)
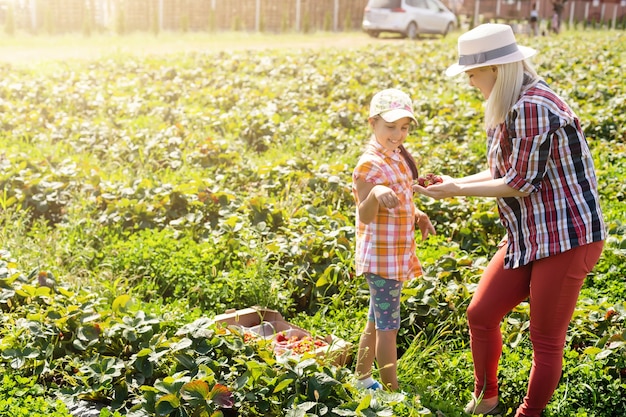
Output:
top-left (352, 139), bottom-right (422, 281)
top-left (488, 77), bottom-right (606, 268)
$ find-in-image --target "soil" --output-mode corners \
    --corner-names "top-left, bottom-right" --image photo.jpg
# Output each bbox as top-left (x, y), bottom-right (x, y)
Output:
top-left (0, 32), bottom-right (405, 66)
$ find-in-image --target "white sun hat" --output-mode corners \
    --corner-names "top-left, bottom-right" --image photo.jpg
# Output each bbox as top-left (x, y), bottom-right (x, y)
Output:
top-left (445, 23), bottom-right (538, 77)
top-left (369, 88), bottom-right (417, 123)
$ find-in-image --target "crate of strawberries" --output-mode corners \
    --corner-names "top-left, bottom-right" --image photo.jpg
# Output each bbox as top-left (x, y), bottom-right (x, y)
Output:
top-left (212, 307), bottom-right (351, 366)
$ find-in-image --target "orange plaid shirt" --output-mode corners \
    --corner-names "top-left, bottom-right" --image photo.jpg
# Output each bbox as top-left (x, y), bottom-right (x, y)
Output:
top-left (352, 139), bottom-right (422, 282)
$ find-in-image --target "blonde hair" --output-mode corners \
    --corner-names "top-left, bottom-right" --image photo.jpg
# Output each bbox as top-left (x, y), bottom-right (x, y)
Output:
top-left (484, 60), bottom-right (540, 129)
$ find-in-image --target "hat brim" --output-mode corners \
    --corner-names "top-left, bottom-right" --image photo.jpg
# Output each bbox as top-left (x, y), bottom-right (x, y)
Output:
top-left (445, 45), bottom-right (538, 77)
top-left (379, 109), bottom-right (417, 123)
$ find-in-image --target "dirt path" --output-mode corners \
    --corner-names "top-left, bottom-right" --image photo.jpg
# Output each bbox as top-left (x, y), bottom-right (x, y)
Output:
top-left (0, 32), bottom-right (403, 66)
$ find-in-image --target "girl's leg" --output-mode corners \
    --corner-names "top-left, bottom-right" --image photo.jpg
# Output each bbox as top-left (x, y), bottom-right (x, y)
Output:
top-left (355, 320), bottom-right (377, 379)
top-left (377, 328), bottom-right (399, 390)
top-left (516, 241), bottom-right (604, 417)
top-left (355, 274), bottom-right (402, 390)
top-left (467, 246), bottom-right (532, 402)
top-left (355, 286), bottom-right (377, 381)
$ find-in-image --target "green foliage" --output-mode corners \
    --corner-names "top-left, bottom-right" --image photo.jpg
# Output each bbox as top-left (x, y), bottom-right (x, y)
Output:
top-left (0, 253), bottom-right (426, 415)
top-left (102, 226), bottom-right (294, 315)
top-left (0, 30), bottom-right (624, 416)
top-left (399, 238), bottom-right (482, 353)
top-left (0, 373), bottom-right (71, 416)
top-left (549, 351), bottom-right (626, 416)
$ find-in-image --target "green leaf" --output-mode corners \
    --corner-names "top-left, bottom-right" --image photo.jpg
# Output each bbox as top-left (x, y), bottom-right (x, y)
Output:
top-left (208, 383), bottom-right (233, 408)
top-left (273, 378), bottom-right (295, 393)
top-left (112, 294), bottom-right (132, 313)
top-left (356, 394), bottom-right (372, 413)
top-left (155, 393), bottom-right (179, 415)
top-left (583, 346), bottom-right (602, 356)
top-left (77, 324), bottom-right (100, 342)
top-left (180, 380), bottom-right (210, 405)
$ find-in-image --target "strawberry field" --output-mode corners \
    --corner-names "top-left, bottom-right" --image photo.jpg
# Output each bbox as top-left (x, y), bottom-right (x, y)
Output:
top-left (0, 30), bottom-right (625, 417)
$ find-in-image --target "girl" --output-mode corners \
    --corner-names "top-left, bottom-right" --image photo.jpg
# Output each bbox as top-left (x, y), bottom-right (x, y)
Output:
top-left (352, 88), bottom-right (435, 391)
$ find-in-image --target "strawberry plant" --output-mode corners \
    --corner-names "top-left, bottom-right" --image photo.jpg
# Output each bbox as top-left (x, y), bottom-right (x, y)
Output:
top-left (0, 29), bottom-right (624, 416)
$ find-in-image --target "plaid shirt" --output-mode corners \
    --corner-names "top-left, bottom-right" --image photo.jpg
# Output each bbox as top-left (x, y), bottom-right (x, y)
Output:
top-left (488, 77), bottom-right (606, 269)
top-left (352, 139), bottom-right (422, 281)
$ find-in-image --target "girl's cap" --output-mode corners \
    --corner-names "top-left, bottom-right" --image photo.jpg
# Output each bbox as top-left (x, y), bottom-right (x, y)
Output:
top-left (369, 88), bottom-right (417, 123)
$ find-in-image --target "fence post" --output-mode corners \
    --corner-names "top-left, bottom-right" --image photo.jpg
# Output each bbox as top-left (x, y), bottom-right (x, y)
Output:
top-left (158, 0), bottom-right (164, 31)
top-left (473, 0), bottom-right (480, 27)
top-left (29, 0), bottom-right (37, 31)
top-left (256, 0), bottom-right (261, 31)
top-left (295, 0), bottom-right (301, 31)
top-left (600, 2), bottom-right (606, 24)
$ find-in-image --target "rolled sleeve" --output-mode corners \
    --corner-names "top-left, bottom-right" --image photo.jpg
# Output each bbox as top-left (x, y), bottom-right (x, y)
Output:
top-left (354, 160), bottom-right (387, 186)
top-left (502, 103), bottom-right (558, 194)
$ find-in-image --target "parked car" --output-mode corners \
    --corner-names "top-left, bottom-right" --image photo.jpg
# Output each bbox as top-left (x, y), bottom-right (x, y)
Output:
top-left (362, 0), bottom-right (457, 39)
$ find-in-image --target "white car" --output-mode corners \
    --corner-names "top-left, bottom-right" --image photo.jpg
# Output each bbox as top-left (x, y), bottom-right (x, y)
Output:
top-left (362, 0), bottom-right (457, 39)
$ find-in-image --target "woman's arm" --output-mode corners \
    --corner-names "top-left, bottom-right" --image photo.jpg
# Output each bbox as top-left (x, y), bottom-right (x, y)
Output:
top-left (414, 177), bottom-right (529, 199)
top-left (453, 169), bottom-right (493, 184)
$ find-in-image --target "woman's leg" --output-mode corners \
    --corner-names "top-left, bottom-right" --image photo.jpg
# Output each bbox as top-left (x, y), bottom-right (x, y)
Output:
top-left (467, 246), bottom-right (532, 402)
top-left (515, 241), bottom-right (604, 417)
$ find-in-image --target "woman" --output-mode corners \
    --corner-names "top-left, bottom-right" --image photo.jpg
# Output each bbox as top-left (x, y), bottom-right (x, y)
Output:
top-left (414, 24), bottom-right (606, 416)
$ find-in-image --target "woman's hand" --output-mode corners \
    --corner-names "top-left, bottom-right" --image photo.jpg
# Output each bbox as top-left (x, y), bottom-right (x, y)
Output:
top-left (414, 175), bottom-right (530, 199)
top-left (413, 176), bottom-right (460, 200)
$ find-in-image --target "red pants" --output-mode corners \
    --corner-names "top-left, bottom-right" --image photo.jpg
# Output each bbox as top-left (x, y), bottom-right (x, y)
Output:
top-left (467, 241), bottom-right (604, 417)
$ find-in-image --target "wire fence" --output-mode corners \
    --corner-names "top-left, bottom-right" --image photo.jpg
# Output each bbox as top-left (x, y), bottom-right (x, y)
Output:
top-left (1, 0), bottom-right (624, 35)
top-left (3, 0), bottom-right (369, 35)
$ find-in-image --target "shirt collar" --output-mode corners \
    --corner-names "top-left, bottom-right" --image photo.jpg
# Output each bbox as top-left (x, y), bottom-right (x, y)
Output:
top-left (520, 72), bottom-right (541, 95)
top-left (368, 137), bottom-right (401, 160)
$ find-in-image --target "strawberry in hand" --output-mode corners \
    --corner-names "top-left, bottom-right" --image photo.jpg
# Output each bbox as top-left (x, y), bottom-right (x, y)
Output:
top-left (416, 173), bottom-right (443, 188)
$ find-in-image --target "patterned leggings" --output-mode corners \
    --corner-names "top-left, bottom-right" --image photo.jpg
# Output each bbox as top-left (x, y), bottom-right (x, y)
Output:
top-left (365, 273), bottom-right (403, 331)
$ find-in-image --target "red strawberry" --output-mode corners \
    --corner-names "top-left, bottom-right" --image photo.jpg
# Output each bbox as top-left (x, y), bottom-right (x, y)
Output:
top-left (416, 173), bottom-right (442, 187)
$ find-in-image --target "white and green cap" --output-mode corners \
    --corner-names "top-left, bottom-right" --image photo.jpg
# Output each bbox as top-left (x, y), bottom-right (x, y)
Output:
top-left (369, 88), bottom-right (417, 123)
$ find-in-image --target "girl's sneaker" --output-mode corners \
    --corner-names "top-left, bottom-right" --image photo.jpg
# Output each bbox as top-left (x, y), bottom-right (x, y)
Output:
top-left (368, 380), bottom-right (383, 390)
